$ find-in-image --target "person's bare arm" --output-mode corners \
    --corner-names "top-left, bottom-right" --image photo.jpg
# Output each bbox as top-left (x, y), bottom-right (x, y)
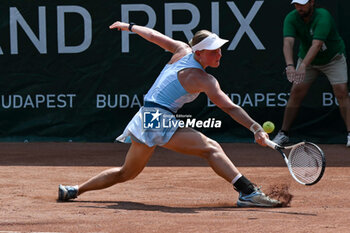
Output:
top-left (109, 21), bottom-right (190, 54)
top-left (203, 75), bottom-right (256, 128)
top-left (283, 37), bottom-right (298, 83)
top-left (184, 70), bottom-right (268, 145)
top-left (283, 37), bottom-right (295, 66)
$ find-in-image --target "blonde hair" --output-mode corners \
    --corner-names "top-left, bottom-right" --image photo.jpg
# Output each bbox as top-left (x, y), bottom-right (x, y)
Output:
top-left (188, 30), bottom-right (212, 47)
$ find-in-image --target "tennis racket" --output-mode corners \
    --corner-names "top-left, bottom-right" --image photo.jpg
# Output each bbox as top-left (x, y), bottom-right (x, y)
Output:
top-left (265, 139), bottom-right (326, 185)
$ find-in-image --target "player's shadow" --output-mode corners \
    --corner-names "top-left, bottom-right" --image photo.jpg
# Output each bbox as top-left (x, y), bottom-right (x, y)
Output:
top-left (78, 200), bottom-right (232, 214)
top-left (76, 200), bottom-right (316, 216)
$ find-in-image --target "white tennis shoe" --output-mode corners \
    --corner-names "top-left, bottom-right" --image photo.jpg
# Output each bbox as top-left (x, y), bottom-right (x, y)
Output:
top-left (58, 184), bottom-right (78, 201)
top-left (272, 131), bottom-right (289, 145)
top-left (347, 135), bottom-right (350, 148)
top-left (237, 187), bottom-right (281, 207)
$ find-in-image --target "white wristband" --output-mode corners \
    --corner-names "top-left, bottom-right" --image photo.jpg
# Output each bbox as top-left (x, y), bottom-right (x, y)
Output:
top-left (249, 122), bottom-right (263, 134)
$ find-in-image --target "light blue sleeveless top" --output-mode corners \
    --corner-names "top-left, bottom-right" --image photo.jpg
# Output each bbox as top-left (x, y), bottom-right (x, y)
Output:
top-left (144, 53), bottom-right (204, 113)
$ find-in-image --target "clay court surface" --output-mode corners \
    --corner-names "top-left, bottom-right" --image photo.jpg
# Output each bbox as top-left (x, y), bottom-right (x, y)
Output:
top-left (0, 142), bottom-right (350, 232)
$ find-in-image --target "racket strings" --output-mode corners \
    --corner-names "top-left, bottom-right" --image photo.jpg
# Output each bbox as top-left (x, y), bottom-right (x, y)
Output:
top-left (288, 144), bottom-right (324, 184)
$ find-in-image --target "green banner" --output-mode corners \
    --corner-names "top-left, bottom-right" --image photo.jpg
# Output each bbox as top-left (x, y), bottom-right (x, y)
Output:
top-left (0, 0), bottom-right (349, 143)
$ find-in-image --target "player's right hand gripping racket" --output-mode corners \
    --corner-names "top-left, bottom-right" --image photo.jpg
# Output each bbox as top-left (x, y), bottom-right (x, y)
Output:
top-left (265, 139), bottom-right (326, 185)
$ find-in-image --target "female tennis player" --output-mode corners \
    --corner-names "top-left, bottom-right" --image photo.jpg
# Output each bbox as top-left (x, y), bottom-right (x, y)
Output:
top-left (58, 21), bottom-right (281, 207)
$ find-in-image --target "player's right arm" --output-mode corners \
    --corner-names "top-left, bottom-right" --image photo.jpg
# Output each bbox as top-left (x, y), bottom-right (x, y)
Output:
top-left (109, 21), bottom-right (190, 58)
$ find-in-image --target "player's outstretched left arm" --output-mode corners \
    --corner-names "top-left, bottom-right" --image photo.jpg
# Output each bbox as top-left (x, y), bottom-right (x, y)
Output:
top-left (109, 21), bottom-right (189, 55)
top-left (210, 89), bottom-right (268, 146)
top-left (188, 71), bottom-right (268, 146)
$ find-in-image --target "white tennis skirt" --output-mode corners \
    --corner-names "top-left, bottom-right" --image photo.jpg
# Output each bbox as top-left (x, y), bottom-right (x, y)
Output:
top-left (116, 106), bottom-right (179, 147)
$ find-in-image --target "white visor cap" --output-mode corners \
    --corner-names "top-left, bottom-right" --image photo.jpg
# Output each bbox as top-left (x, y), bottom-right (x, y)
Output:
top-left (291, 0), bottom-right (309, 5)
top-left (191, 33), bottom-right (229, 52)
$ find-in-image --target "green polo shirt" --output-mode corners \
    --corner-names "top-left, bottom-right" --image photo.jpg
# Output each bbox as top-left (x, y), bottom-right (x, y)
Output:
top-left (283, 8), bottom-right (345, 65)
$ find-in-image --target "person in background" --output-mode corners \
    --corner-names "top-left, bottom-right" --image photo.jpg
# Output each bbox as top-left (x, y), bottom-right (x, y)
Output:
top-left (273, 0), bottom-right (350, 147)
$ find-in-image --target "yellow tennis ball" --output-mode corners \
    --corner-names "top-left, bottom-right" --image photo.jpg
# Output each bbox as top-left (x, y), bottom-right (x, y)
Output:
top-left (263, 121), bottom-right (275, 133)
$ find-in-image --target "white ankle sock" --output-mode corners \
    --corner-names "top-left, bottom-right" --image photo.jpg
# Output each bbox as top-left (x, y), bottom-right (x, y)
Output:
top-left (231, 173), bottom-right (242, 185)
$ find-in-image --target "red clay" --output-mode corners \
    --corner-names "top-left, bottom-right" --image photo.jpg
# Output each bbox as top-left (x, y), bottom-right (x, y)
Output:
top-left (0, 142), bottom-right (349, 232)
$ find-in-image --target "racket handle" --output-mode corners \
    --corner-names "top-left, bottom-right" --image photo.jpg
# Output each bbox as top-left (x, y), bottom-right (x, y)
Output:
top-left (264, 139), bottom-right (279, 149)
